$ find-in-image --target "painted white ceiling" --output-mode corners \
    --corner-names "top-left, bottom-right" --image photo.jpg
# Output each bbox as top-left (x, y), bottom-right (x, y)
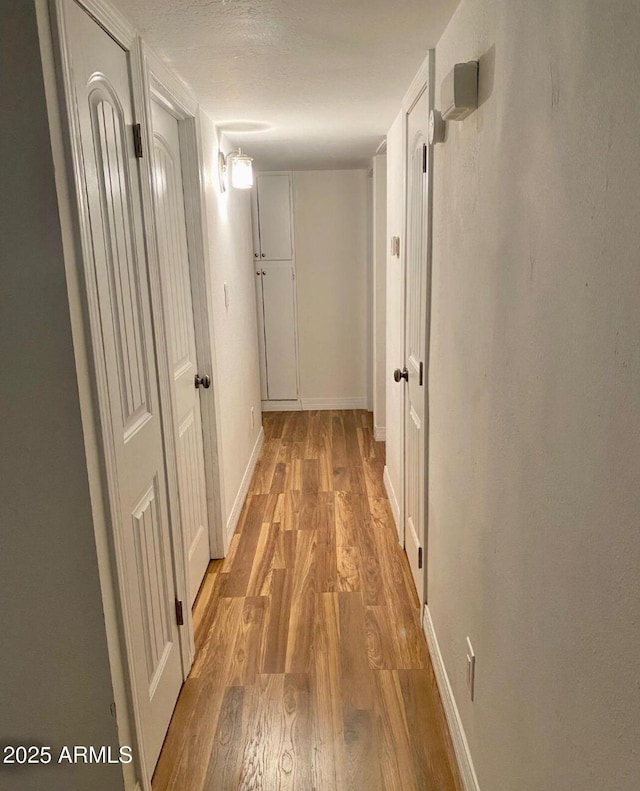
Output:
top-left (113, 0), bottom-right (460, 170)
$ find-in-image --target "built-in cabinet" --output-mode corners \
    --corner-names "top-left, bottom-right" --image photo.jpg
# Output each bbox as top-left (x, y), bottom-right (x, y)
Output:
top-left (252, 173), bottom-right (299, 404)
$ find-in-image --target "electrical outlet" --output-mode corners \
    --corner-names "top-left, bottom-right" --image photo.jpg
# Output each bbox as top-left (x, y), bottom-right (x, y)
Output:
top-left (250, 406), bottom-right (255, 430)
top-left (466, 637), bottom-right (476, 701)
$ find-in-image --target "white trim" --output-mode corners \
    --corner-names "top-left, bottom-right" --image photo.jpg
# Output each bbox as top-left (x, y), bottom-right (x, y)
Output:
top-left (374, 425), bottom-right (386, 441)
top-left (300, 397), bottom-right (368, 410)
top-left (145, 45), bottom-right (197, 117)
top-left (262, 399), bottom-right (302, 412)
top-left (383, 466), bottom-right (402, 543)
top-left (74, 0), bottom-right (135, 48)
top-left (402, 49), bottom-right (432, 113)
top-left (225, 427), bottom-right (265, 545)
top-left (423, 606), bottom-right (481, 791)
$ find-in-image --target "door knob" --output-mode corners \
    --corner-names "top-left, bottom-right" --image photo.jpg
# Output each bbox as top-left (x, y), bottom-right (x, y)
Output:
top-left (195, 373), bottom-right (211, 389)
top-left (393, 367), bottom-right (408, 382)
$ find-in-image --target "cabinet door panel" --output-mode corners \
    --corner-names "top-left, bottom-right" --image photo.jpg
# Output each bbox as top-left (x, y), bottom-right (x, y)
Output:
top-left (257, 174), bottom-right (292, 260)
top-left (250, 189), bottom-right (261, 261)
top-left (262, 265), bottom-right (298, 400)
top-left (255, 271), bottom-right (268, 400)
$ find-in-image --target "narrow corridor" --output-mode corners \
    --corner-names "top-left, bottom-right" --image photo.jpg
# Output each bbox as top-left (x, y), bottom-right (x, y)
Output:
top-left (153, 410), bottom-right (462, 790)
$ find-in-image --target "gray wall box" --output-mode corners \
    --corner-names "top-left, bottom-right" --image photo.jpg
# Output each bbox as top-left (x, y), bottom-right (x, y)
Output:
top-left (441, 60), bottom-right (479, 120)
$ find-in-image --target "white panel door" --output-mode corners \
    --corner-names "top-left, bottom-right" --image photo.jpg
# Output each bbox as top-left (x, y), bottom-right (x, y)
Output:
top-left (66, 0), bottom-right (182, 773)
top-left (256, 174), bottom-right (293, 260)
top-left (403, 87), bottom-right (431, 604)
top-left (262, 263), bottom-right (299, 400)
top-left (151, 100), bottom-right (211, 606)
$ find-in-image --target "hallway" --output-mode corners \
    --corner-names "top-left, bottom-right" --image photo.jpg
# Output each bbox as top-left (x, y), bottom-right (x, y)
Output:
top-left (153, 410), bottom-right (462, 790)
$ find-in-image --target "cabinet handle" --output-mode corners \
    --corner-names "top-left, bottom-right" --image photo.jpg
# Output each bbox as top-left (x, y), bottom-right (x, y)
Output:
top-left (254, 253), bottom-right (259, 258)
top-left (262, 270), bottom-right (266, 275)
top-left (256, 270), bottom-right (261, 276)
top-left (261, 253), bottom-right (266, 258)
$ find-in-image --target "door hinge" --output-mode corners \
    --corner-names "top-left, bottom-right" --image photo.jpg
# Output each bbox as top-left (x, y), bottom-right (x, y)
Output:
top-left (132, 123), bottom-right (143, 158)
top-left (419, 361), bottom-right (424, 386)
top-left (418, 547), bottom-right (423, 569)
top-left (422, 143), bottom-right (427, 173)
top-left (175, 599), bottom-right (184, 626)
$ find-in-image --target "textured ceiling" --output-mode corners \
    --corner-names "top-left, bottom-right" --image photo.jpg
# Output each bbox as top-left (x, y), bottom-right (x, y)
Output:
top-left (113, 0), bottom-right (460, 170)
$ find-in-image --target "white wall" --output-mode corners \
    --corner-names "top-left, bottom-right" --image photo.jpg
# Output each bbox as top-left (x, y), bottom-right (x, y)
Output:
top-left (0, 4), bottom-right (123, 789)
top-left (292, 170), bottom-right (369, 409)
top-left (384, 116), bottom-right (404, 530)
top-left (372, 153), bottom-right (387, 439)
top-left (426, 1), bottom-right (640, 789)
top-left (198, 116), bottom-right (263, 544)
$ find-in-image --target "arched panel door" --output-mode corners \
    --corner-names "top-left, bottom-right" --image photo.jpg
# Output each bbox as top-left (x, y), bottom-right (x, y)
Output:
top-left (65, 0), bottom-right (182, 774)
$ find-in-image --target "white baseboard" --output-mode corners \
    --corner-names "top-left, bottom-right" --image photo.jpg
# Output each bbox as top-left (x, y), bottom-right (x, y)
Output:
top-left (225, 427), bottom-right (264, 545)
top-left (423, 606), bottom-right (481, 791)
top-left (300, 396), bottom-right (368, 410)
top-left (374, 425), bottom-right (386, 441)
top-left (261, 400), bottom-right (302, 412)
top-left (383, 465), bottom-right (401, 541)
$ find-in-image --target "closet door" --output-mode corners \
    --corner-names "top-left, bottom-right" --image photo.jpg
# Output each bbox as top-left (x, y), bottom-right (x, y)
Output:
top-left (256, 174), bottom-right (292, 260)
top-left (151, 99), bottom-right (211, 606)
top-left (262, 264), bottom-right (298, 400)
top-left (65, 0), bottom-right (183, 774)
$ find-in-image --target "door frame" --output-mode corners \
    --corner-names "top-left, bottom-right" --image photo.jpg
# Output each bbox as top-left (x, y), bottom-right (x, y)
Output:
top-left (400, 50), bottom-right (435, 606)
top-left (48, 0), bottom-right (217, 786)
top-left (139, 44), bottom-right (226, 564)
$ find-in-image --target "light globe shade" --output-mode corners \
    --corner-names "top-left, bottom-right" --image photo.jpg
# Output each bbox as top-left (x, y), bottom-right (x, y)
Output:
top-left (231, 153), bottom-right (254, 189)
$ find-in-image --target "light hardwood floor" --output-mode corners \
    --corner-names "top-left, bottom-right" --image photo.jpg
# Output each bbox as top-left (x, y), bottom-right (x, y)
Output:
top-left (153, 410), bottom-right (462, 790)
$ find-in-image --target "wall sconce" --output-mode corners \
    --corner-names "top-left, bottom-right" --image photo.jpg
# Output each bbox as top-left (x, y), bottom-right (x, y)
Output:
top-left (218, 148), bottom-right (254, 192)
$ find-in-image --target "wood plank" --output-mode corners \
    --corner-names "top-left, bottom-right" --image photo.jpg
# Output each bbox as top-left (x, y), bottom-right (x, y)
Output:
top-left (355, 519), bottom-right (385, 605)
top-left (398, 668), bottom-right (464, 791)
top-left (338, 592), bottom-right (373, 711)
top-left (342, 706), bottom-right (383, 791)
top-left (228, 597), bottom-right (266, 687)
top-left (225, 495), bottom-right (277, 597)
top-left (280, 673), bottom-right (312, 790)
top-left (373, 670), bottom-right (419, 791)
top-left (286, 530), bottom-right (318, 674)
top-left (237, 674), bottom-right (284, 789)
top-left (336, 544), bottom-right (361, 592)
top-left (246, 522), bottom-right (279, 597)
top-left (311, 593), bottom-right (345, 790)
top-left (315, 526), bottom-right (338, 593)
top-left (260, 567), bottom-right (292, 673)
top-left (249, 437), bottom-right (280, 494)
top-left (364, 606), bottom-right (398, 670)
top-left (368, 495), bottom-right (395, 530)
top-left (202, 685), bottom-right (245, 791)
